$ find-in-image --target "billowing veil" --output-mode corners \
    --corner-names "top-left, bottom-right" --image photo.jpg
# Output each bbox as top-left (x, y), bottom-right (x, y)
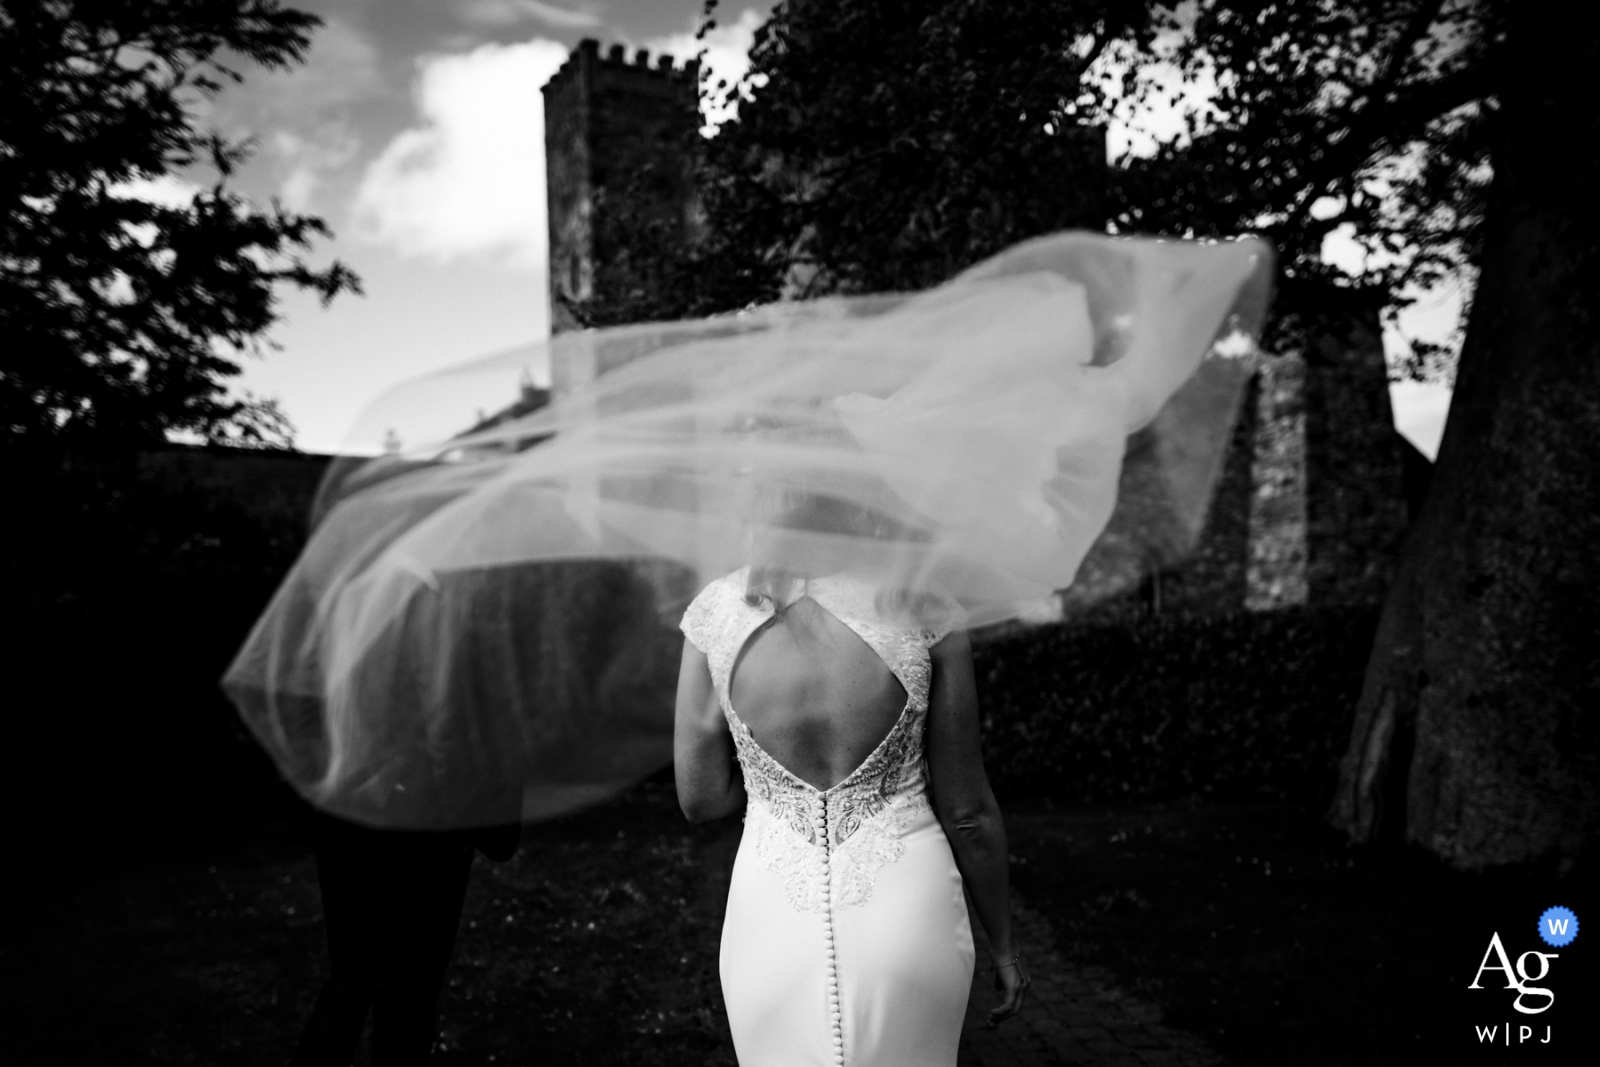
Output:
top-left (224, 232), bottom-right (1274, 830)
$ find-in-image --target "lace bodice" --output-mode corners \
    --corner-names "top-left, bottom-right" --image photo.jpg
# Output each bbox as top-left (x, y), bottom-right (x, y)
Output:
top-left (681, 570), bottom-right (958, 912)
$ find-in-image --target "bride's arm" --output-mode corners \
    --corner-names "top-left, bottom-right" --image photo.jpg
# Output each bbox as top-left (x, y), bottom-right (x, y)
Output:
top-left (926, 630), bottom-right (1030, 1025)
top-left (674, 641), bottom-right (746, 822)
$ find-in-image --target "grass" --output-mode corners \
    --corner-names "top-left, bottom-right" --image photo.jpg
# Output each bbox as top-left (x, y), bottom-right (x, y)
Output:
top-left (3, 782), bottom-right (1591, 1066)
top-left (1008, 800), bottom-right (1595, 1066)
top-left (1, 778), bottom-right (741, 1067)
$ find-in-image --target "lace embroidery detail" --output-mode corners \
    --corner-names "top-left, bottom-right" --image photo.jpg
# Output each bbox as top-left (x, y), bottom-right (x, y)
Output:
top-left (746, 789), bottom-right (931, 914)
top-left (680, 570), bottom-right (947, 913)
top-left (730, 708), bottom-right (931, 913)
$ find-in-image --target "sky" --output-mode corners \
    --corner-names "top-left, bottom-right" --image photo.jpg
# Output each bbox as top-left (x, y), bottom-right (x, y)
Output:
top-left (186, 0), bottom-right (1453, 456)
top-left (193, 0), bottom-right (766, 452)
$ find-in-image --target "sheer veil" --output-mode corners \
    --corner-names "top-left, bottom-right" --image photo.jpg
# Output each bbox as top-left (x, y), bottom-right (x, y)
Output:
top-left (224, 231), bottom-right (1274, 830)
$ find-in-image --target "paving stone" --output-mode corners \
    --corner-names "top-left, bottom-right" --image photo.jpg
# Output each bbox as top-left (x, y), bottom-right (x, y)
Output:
top-left (1124, 1030), bottom-right (1172, 1049)
top-left (959, 893), bottom-right (1226, 1067)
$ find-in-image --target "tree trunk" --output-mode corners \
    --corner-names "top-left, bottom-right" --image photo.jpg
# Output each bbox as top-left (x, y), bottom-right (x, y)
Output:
top-left (1329, 7), bottom-right (1600, 868)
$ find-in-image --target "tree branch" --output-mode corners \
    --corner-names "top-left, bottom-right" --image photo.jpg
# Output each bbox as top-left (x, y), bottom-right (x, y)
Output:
top-left (1369, 0), bottom-right (1449, 98)
top-left (1077, 31), bottom-right (1109, 77)
top-left (1283, 59), bottom-right (1495, 236)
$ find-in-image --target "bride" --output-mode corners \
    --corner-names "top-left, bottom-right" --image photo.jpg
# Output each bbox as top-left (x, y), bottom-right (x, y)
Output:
top-left (224, 230), bottom-right (1271, 1062)
top-left (675, 554), bottom-right (1026, 1065)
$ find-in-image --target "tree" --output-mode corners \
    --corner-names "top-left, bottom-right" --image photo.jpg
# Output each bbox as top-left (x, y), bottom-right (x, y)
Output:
top-left (691, 0), bottom-right (1495, 371)
top-left (0, 0), bottom-right (359, 450)
top-left (687, 0), bottom-right (1599, 868)
top-left (1115, 0), bottom-right (1496, 375)
top-left (1124, 0), bottom-right (1596, 868)
top-left (673, 0), bottom-right (1149, 314)
top-left (1328, 3), bottom-right (1599, 867)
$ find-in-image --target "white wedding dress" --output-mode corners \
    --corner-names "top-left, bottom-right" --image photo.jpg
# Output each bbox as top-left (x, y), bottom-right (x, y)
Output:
top-left (681, 570), bottom-right (975, 1067)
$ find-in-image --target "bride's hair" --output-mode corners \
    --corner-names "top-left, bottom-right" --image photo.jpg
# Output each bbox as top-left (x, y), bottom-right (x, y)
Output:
top-left (743, 486), bottom-right (947, 632)
top-left (745, 486), bottom-right (879, 605)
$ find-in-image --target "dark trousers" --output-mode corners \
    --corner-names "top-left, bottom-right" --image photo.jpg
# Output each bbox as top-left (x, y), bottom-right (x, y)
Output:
top-left (289, 811), bottom-right (476, 1067)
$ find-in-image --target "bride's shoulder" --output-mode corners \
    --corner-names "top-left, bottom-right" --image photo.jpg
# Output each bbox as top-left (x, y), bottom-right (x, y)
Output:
top-left (679, 568), bottom-right (757, 652)
top-left (899, 587), bottom-right (967, 647)
top-left (813, 571), bottom-right (966, 645)
top-left (914, 588), bottom-right (968, 645)
top-left (699, 567), bottom-right (753, 604)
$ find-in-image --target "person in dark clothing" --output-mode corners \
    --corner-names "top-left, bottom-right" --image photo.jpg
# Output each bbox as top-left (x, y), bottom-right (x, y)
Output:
top-left (289, 809), bottom-right (519, 1066)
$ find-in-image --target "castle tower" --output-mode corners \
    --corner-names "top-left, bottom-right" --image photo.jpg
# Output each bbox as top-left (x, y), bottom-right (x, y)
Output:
top-left (542, 39), bottom-right (700, 347)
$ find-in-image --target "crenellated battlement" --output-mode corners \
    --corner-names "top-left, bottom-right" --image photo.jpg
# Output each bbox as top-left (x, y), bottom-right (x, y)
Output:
top-left (600, 39), bottom-right (698, 74)
top-left (543, 38), bottom-right (700, 100)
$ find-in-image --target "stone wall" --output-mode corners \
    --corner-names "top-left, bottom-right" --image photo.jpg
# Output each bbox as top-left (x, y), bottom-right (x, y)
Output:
top-left (1247, 353), bottom-right (1309, 611)
top-left (1157, 370), bottom-right (1260, 616)
top-left (138, 445), bottom-right (332, 534)
top-left (1059, 291), bottom-right (1412, 626)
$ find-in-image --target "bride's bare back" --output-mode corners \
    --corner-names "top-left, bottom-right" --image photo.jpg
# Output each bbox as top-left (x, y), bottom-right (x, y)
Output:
top-left (728, 597), bottom-right (909, 791)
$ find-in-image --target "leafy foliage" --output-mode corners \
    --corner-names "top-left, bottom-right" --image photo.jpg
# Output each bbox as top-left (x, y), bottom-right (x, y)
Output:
top-left (707, 0), bottom-right (1147, 297)
top-left (0, 0), bottom-right (360, 449)
top-left (631, 0), bottom-right (1147, 318)
top-left (1116, 0), bottom-right (1502, 379)
top-left (663, 1), bottom-right (1500, 380)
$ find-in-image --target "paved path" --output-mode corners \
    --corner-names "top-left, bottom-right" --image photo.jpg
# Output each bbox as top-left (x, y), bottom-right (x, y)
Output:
top-left (958, 897), bottom-right (1223, 1067)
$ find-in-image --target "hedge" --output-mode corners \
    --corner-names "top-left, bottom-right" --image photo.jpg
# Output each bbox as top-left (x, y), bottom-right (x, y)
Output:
top-left (6, 448), bottom-right (326, 842)
top-left (973, 604), bottom-right (1380, 808)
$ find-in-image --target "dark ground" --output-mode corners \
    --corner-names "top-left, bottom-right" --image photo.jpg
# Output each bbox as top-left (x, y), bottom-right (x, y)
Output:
top-left (1007, 802), bottom-right (1594, 1066)
top-left (1, 779), bottom-right (1591, 1066)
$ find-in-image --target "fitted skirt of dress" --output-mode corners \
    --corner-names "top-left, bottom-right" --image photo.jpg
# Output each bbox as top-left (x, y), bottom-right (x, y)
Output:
top-left (720, 802), bottom-right (975, 1067)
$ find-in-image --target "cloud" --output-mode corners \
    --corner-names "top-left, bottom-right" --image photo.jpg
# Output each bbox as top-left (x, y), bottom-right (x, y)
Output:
top-left (461, 1), bottom-right (601, 29)
top-left (352, 38), bottom-right (569, 268)
top-left (202, 17), bottom-right (383, 212)
top-left (273, 127), bottom-right (363, 212)
top-left (110, 174), bottom-right (203, 210)
top-left (349, 10), bottom-right (766, 265)
top-left (641, 7), bottom-right (765, 132)
top-left (262, 19), bottom-right (382, 211)
top-left (265, 16), bottom-right (385, 113)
